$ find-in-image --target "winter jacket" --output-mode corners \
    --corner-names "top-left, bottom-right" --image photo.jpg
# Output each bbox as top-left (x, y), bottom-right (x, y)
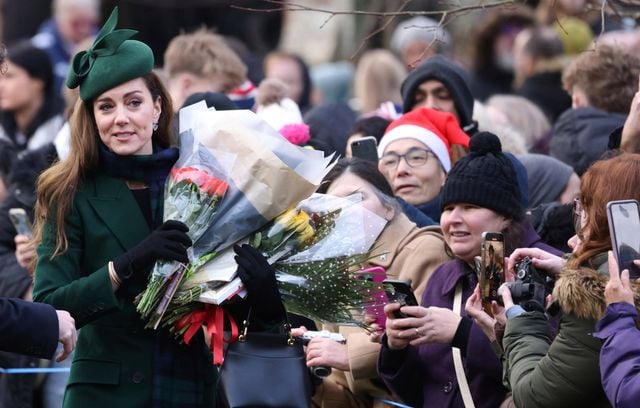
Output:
top-left (313, 213), bottom-right (450, 407)
top-left (502, 252), bottom-right (612, 408)
top-left (549, 107), bottom-right (626, 176)
top-left (378, 223), bottom-right (560, 407)
top-left (594, 302), bottom-right (640, 408)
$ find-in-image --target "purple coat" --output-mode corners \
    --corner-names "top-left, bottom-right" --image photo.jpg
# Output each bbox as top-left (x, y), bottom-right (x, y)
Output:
top-left (594, 302), bottom-right (640, 408)
top-left (377, 224), bottom-right (560, 408)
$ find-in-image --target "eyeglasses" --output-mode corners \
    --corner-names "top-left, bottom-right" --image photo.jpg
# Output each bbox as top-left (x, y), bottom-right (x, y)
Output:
top-left (379, 147), bottom-right (434, 171)
top-left (572, 197), bottom-right (584, 237)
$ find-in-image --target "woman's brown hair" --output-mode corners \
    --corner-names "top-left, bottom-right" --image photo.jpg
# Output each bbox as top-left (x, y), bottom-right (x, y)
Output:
top-left (568, 153), bottom-right (640, 269)
top-left (34, 72), bottom-right (174, 257)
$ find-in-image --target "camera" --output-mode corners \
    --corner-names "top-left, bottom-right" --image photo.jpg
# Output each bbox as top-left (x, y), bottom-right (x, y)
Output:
top-left (299, 331), bottom-right (346, 379)
top-left (503, 256), bottom-right (554, 312)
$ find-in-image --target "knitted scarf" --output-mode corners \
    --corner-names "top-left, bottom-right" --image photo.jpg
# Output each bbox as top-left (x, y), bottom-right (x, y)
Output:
top-left (98, 143), bottom-right (178, 227)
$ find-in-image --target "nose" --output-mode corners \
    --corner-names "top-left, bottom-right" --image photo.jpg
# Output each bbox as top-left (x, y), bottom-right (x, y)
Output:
top-left (567, 234), bottom-right (580, 253)
top-left (394, 155), bottom-right (412, 176)
top-left (114, 105), bottom-right (129, 125)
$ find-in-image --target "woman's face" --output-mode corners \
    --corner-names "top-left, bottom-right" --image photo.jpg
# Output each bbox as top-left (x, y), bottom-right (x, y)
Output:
top-left (93, 78), bottom-right (160, 156)
top-left (326, 171), bottom-right (394, 220)
top-left (265, 57), bottom-right (303, 105)
top-left (0, 61), bottom-right (44, 112)
top-left (378, 138), bottom-right (446, 206)
top-left (440, 203), bottom-right (510, 263)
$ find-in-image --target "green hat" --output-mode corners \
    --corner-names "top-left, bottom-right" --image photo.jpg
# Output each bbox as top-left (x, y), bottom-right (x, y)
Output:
top-left (66, 7), bottom-right (154, 101)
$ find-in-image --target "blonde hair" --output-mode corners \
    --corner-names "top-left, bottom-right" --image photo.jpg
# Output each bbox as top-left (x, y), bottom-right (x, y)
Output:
top-left (34, 73), bottom-right (173, 256)
top-left (486, 95), bottom-right (551, 150)
top-left (163, 29), bottom-right (247, 93)
top-left (353, 49), bottom-right (406, 113)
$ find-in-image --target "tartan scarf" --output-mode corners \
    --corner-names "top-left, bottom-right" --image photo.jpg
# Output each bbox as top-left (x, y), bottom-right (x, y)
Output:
top-left (98, 143), bottom-right (178, 227)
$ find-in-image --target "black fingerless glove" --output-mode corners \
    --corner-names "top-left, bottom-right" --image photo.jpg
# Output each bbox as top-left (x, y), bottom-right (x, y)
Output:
top-left (234, 244), bottom-right (286, 324)
top-left (113, 220), bottom-right (192, 282)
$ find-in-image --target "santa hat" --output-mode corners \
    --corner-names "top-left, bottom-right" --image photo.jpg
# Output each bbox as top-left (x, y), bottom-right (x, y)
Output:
top-left (378, 107), bottom-right (470, 172)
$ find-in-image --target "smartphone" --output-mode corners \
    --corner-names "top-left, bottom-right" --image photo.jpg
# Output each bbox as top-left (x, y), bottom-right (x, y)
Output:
top-left (356, 266), bottom-right (387, 327)
top-left (607, 200), bottom-right (640, 279)
top-left (480, 232), bottom-right (504, 315)
top-left (351, 136), bottom-right (378, 163)
top-left (383, 279), bottom-right (418, 319)
top-left (9, 208), bottom-right (32, 238)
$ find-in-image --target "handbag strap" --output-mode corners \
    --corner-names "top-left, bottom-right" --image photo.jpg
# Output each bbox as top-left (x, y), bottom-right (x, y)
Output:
top-left (452, 282), bottom-right (476, 408)
top-left (239, 306), bottom-right (295, 346)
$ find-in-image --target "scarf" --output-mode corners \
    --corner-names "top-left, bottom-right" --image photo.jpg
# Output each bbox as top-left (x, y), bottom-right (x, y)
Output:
top-left (98, 143), bottom-right (178, 227)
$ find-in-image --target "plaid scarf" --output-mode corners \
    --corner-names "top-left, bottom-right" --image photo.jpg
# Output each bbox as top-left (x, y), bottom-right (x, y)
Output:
top-left (98, 143), bottom-right (178, 227)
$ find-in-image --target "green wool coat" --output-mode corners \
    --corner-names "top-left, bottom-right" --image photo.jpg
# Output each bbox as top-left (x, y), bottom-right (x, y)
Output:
top-left (33, 172), bottom-right (217, 408)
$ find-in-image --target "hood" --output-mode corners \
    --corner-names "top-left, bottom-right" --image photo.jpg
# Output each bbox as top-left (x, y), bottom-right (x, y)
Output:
top-left (550, 107), bottom-right (626, 175)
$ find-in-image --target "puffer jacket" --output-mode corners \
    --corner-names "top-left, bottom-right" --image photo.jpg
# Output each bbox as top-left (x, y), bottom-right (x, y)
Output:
top-left (503, 253), bottom-right (612, 408)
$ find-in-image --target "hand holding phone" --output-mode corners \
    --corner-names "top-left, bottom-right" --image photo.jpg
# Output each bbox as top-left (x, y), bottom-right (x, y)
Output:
top-left (9, 208), bottom-right (33, 238)
top-left (479, 232), bottom-right (504, 315)
top-left (383, 279), bottom-right (418, 319)
top-left (607, 200), bottom-right (640, 279)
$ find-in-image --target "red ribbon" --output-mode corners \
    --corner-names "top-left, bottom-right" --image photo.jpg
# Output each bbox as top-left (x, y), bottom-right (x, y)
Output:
top-left (176, 304), bottom-right (238, 365)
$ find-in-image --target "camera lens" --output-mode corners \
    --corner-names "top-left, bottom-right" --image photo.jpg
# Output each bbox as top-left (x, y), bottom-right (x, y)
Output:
top-left (311, 366), bottom-right (332, 378)
top-left (517, 269), bottom-right (527, 280)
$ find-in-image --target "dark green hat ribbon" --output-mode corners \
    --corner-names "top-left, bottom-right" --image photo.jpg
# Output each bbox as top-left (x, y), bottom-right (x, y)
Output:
top-left (66, 7), bottom-right (154, 101)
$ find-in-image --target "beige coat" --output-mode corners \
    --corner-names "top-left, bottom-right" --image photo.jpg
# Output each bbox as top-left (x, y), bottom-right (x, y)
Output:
top-left (313, 213), bottom-right (451, 407)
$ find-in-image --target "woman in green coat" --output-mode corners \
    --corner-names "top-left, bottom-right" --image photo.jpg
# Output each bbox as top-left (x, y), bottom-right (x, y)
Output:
top-left (32, 9), bottom-right (216, 407)
top-left (495, 153), bottom-right (640, 408)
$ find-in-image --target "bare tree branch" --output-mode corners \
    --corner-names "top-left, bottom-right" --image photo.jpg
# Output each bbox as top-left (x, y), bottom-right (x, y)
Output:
top-left (231, 0), bottom-right (521, 17)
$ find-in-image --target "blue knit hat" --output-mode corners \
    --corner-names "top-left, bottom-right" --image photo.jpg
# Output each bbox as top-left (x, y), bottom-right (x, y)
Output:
top-left (66, 7), bottom-right (154, 101)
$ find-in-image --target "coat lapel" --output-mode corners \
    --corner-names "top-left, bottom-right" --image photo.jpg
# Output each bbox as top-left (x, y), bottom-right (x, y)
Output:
top-left (87, 173), bottom-right (151, 250)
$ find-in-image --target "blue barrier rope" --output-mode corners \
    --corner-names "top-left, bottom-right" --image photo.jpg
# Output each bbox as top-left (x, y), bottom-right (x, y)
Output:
top-left (0, 367), bottom-right (71, 374)
top-left (373, 397), bottom-right (412, 408)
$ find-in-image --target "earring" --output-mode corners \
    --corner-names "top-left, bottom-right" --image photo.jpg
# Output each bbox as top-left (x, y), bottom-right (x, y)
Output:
top-left (152, 121), bottom-right (159, 131)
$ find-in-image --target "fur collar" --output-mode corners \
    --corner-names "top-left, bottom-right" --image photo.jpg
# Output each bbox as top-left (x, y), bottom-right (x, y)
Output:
top-left (553, 255), bottom-right (640, 321)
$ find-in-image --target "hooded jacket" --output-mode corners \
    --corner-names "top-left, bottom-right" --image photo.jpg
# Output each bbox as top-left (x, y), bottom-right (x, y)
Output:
top-left (502, 253), bottom-right (612, 408)
top-left (549, 107), bottom-right (626, 176)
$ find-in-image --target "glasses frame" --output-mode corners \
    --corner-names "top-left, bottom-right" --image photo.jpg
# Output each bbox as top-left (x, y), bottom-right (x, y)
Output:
top-left (379, 147), bottom-right (435, 170)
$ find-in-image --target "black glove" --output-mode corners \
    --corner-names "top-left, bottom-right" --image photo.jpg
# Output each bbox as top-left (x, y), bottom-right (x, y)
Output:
top-left (113, 220), bottom-right (192, 282)
top-left (234, 244), bottom-right (285, 324)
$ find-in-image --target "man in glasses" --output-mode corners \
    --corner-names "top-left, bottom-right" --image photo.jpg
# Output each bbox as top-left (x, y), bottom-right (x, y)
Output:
top-left (377, 107), bottom-right (470, 222)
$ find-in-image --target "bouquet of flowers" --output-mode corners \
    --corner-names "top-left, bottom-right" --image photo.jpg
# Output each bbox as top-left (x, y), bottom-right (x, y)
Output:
top-left (136, 103), bottom-right (335, 330)
top-left (136, 137), bottom-right (231, 329)
top-left (164, 193), bottom-right (388, 340)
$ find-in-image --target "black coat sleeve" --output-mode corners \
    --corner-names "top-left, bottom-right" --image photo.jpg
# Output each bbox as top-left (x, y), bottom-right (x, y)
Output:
top-left (0, 298), bottom-right (58, 359)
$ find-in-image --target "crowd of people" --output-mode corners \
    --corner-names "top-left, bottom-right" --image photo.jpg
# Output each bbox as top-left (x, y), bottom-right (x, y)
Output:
top-left (1, 0), bottom-right (640, 407)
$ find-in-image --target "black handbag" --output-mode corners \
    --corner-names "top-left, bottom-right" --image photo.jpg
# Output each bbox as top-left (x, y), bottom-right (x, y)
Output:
top-left (219, 310), bottom-right (312, 408)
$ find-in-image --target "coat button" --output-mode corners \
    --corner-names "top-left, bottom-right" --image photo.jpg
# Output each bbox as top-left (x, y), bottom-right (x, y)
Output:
top-left (443, 381), bottom-right (453, 393)
top-left (132, 372), bottom-right (144, 384)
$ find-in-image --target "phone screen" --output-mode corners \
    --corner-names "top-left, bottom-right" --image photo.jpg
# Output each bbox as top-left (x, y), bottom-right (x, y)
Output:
top-left (480, 232), bottom-right (504, 314)
top-left (383, 279), bottom-right (418, 318)
top-left (351, 137), bottom-right (378, 163)
top-left (9, 208), bottom-right (33, 238)
top-left (608, 200), bottom-right (640, 278)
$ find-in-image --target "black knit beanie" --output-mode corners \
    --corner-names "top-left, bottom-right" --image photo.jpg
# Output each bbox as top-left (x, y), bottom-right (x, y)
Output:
top-left (400, 55), bottom-right (474, 131)
top-left (441, 132), bottom-right (524, 220)
top-left (7, 41), bottom-right (54, 95)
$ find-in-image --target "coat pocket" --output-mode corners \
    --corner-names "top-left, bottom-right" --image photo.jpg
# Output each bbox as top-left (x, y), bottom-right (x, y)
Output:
top-left (67, 359), bottom-right (120, 386)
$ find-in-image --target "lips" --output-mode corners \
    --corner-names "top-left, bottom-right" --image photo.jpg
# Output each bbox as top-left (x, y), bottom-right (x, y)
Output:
top-left (394, 184), bottom-right (417, 194)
